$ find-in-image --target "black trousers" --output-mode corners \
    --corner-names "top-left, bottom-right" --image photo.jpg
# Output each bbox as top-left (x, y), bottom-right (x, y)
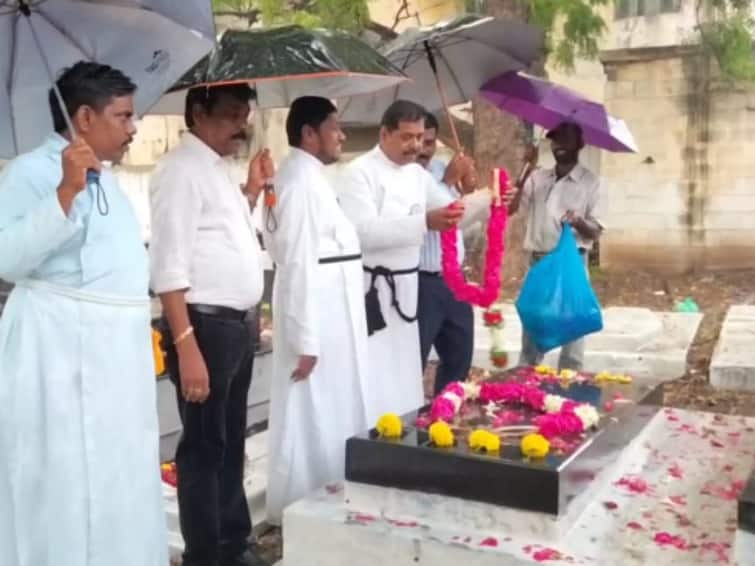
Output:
top-left (163, 308), bottom-right (256, 566)
top-left (418, 272), bottom-right (474, 395)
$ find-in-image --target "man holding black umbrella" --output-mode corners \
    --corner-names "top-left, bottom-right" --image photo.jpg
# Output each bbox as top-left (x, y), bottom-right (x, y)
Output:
top-left (150, 84), bottom-right (273, 566)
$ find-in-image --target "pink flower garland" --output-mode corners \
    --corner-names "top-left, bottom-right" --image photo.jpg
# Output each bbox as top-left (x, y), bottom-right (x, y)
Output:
top-left (440, 168), bottom-right (509, 308)
top-left (426, 378), bottom-right (600, 438)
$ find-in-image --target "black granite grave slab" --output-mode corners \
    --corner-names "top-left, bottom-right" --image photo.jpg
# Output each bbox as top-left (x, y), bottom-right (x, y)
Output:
top-left (345, 370), bottom-right (663, 516)
top-left (738, 469), bottom-right (755, 535)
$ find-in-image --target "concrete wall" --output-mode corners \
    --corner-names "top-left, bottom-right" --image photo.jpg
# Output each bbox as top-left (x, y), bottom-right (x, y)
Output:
top-left (600, 47), bottom-right (755, 272)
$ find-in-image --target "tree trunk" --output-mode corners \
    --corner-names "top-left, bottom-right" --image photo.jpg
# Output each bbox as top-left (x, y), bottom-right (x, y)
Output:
top-left (468, 0), bottom-right (543, 293)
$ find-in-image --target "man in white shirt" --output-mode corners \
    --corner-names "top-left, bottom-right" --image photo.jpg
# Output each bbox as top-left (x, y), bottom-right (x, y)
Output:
top-left (149, 84), bottom-right (272, 566)
top-left (338, 100), bottom-right (466, 423)
top-left (416, 112), bottom-right (477, 394)
top-left (263, 96), bottom-right (369, 524)
top-left (505, 122), bottom-right (603, 370)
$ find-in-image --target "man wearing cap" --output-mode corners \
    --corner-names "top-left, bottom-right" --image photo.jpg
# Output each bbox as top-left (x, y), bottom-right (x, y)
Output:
top-left (505, 122), bottom-right (603, 370)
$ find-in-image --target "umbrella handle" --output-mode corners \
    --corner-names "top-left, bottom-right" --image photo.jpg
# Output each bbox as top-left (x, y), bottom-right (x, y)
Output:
top-left (20, 2), bottom-right (77, 138)
top-left (423, 41), bottom-right (462, 152)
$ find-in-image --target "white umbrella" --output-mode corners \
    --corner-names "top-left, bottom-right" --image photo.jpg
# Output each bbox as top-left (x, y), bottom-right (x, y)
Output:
top-left (0, 0), bottom-right (215, 158)
top-left (337, 14), bottom-right (544, 147)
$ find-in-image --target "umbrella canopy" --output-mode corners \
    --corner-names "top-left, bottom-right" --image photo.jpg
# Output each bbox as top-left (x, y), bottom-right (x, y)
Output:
top-left (0, 0), bottom-right (215, 158)
top-left (480, 71), bottom-right (638, 153)
top-left (149, 26), bottom-right (408, 113)
top-left (337, 14), bottom-right (544, 126)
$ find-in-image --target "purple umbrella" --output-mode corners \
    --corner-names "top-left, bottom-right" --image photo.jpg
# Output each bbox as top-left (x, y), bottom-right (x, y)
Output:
top-left (480, 71), bottom-right (638, 153)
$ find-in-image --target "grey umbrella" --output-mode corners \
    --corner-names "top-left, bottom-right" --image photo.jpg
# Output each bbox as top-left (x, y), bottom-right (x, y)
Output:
top-left (0, 0), bottom-right (215, 158)
top-left (337, 13), bottom-right (545, 149)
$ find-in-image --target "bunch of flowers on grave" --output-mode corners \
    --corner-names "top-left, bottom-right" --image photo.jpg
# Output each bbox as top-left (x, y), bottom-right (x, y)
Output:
top-left (399, 366), bottom-right (635, 458)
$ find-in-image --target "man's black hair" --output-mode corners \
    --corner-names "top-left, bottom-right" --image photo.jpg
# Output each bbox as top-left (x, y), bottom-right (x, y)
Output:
top-left (49, 61), bottom-right (136, 134)
top-left (380, 100), bottom-right (426, 131)
top-left (424, 111), bottom-right (439, 132)
top-left (546, 122), bottom-right (584, 145)
top-left (286, 96), bottom-right (337, 147)
top-left (184, 83), bottom-right (257, 128)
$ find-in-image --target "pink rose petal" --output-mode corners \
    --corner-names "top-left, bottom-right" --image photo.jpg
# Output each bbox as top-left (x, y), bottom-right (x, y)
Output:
top-left (479, 537), bottom-right (498, 547)
top-left (604, 501), bottom-right (619, 510)
top-left (532, 548), bottom-right (561, 562)
top-left (668, 495), bottom-right (687, 506)
top-left (654, 532), bottom-right (688, 550)
top-left (668, 463), bottom-right (684, 479)
top-left (626, 521), bottom-right (644, 530)
top-left (616, 475), bottom-right (650, 494)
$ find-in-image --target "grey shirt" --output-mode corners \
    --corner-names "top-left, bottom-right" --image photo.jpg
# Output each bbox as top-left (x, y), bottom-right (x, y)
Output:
top-left (520, 163), bottom-right (602, 253)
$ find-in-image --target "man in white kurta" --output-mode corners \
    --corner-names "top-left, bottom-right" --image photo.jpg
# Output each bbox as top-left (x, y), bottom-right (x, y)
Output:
top-left (0, 62), bottom-right (166, 566)
top-left (338, 100), bottom-right (465, 424)
top-left (263, 97), bottom-right (369, 524)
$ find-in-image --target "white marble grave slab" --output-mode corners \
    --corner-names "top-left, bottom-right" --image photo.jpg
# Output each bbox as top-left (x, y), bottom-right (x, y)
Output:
top-left (279, 409), bottom-right (755, 566)
top-left (711, 305), bottom-right (755, 392)
top-left (469, 305), bottom-right (702, 381)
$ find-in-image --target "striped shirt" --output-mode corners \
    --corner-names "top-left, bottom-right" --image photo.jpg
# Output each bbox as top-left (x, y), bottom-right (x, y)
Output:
top-left (419, 159), bottom-right (465, 272)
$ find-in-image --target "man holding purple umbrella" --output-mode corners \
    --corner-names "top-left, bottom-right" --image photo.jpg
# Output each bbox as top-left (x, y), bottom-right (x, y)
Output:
top-left (504, 122), bottom-right (603, 370)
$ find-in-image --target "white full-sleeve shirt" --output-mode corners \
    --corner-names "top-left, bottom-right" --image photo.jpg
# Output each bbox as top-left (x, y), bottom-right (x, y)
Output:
top-left (148, 132), bottom-right (263, 311)
top-left (337, 146), bottom-right (447, 270)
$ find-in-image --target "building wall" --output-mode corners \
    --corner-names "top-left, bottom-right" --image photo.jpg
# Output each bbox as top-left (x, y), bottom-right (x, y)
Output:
top-left (600, 47), bottom-right (755, 272)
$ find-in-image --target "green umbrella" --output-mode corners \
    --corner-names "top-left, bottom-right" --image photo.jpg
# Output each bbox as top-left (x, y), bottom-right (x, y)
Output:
top-left (150, 26), bottom-right (407, 112)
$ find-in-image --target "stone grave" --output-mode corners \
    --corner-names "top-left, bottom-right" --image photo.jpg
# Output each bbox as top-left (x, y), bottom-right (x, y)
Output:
top-left (711, 305), bottom-right (755, 392)
top-left (276, 370), bottom-right (755, 566)
top-left (470, 305), bottom-right (702, 381)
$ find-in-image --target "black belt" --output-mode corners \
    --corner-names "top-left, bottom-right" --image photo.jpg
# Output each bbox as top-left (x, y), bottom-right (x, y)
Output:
top-left (319, 253), bottom-right (362, 265)
top-left (362, 265), bottom-right (419, 335)
top-left (188, 303), bottom-right (251, 322)
top-left (419, 270), bottom-right (441, 277)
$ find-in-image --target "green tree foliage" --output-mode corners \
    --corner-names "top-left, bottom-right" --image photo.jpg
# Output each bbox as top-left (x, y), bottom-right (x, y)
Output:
top-left (212, 0), bottom-right (370, 32)
top-left (526, 0), bottom-right (610, 70)
top-left (697, 0), bottom-right (755, 80)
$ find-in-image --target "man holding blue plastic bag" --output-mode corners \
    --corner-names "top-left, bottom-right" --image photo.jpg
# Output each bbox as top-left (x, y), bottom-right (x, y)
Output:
top-left (505, 122), bottom-right (603, 370)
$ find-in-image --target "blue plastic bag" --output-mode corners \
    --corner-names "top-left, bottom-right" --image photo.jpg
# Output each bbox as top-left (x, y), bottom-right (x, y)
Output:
top-left (515, 225), bottom-right (603, 352)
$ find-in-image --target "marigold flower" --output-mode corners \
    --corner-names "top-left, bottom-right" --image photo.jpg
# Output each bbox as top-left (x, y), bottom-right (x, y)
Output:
top-left (428, 421), bottom-right (455, 447)
top-left (376, 413), bottom-right (403, 438)
top-left (521, 433), bottom-right (550, 459)
top-left (468, 429), bottom-right (501, 453)
top-left (534, 365), bottom-right (557, 376)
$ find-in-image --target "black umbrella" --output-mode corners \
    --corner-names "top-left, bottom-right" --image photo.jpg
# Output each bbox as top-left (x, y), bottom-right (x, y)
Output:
top-left (150, 25), bottom-right (407, 112)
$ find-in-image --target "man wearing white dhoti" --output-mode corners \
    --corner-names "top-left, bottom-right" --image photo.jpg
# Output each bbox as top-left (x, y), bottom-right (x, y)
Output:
top-left (263, 97), bottom-right (370, 524)
top-left (337, 100), bottom-right (466, 424)
top-left (0, 62), bottom-right (167, 566)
